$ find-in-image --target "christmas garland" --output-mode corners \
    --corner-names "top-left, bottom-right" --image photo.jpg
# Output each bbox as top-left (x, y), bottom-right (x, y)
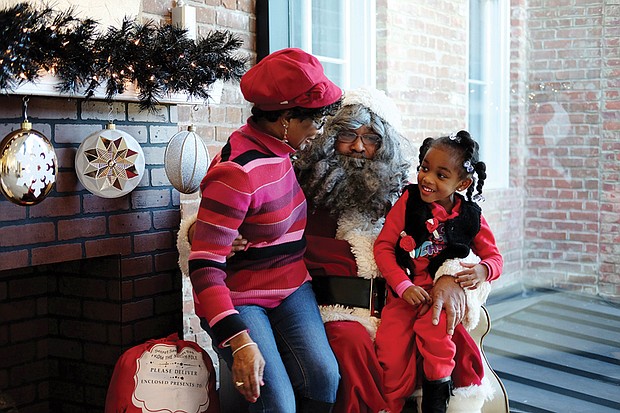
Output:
top-left (0, 2), bottom-right (248, 111)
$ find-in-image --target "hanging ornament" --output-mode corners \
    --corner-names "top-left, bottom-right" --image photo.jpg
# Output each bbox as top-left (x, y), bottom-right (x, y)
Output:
top-left (0, 98), bottom-right (57, 206)
top-left (164, 125), bottom-right (210, 194)
top-left (75, 123), bottom-right (145, 198)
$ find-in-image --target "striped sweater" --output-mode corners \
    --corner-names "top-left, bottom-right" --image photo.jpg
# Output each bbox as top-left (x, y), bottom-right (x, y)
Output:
top-left (189, 118), bottom-right (310, 347)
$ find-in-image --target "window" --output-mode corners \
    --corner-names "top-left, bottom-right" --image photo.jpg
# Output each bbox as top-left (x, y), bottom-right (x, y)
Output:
top-left (468, 0), bottom-right (510, 188)
top-left (257, 0), bottom-right (376, 89)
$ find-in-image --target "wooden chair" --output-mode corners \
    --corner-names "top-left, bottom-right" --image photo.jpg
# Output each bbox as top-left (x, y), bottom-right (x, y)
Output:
top-left (472, 306), bottom-right (510, 413)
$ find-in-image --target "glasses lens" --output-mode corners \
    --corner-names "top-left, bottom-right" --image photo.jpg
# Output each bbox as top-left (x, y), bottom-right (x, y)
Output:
top-left (336, 132), bottom-right (358, 143)
top-left (361, 134), bottom-right (381, 145)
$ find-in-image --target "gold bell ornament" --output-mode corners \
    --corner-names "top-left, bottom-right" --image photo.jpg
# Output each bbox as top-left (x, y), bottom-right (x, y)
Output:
top-left (0, 114), bottom-right (58, 206)
top-left (75, 122), bottom-right (145, 198)
top-left (164, 125), bottom-right (210, 194)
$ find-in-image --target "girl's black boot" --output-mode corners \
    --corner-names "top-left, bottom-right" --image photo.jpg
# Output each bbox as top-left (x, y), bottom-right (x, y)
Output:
top-left (421, 377), bottom-right (453, 413)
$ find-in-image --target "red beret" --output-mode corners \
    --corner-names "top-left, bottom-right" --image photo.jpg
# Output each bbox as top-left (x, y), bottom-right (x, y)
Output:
top-left (241, 48), bottom-right (342, 111)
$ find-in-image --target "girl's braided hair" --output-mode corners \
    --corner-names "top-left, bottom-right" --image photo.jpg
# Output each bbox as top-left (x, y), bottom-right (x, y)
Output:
top-left (418, 130), bottom-right (487, 202)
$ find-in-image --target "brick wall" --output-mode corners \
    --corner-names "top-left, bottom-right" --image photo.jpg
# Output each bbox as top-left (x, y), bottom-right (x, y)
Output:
top-left (1, 257), bottom-right (124, 413)
top-left (524, 0), bottom-right (618, 299)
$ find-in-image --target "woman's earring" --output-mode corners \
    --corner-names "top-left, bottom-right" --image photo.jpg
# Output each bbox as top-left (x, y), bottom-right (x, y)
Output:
top-left (281, 121), bottom-right (289, 143)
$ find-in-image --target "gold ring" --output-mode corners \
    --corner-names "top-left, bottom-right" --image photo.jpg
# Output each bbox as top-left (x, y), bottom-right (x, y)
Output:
top-left (235, 381), bottom-right (244, 387)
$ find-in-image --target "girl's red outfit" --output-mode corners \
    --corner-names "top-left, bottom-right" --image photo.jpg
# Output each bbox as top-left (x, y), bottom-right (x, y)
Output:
top-left (374, 184), bottom-right (503, 413)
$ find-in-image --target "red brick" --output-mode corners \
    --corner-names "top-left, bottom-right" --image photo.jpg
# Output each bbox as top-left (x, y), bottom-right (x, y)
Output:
top-left (153, 209), bottom-right (181, 230)
top-left (0, 200), bottom-right (26, 221)
top-left (154, 251), bottom-right (180, 272)
top-left (82, 194), bottom-right (130, 213)
top-left (134, 273), bottom-right (174, 297)
top-left (133, 231), bottom-right (173, 253)
top-left (9, 317), bottom-right (48, 343)
top-left (57, 217), bottom-right (107, 240)
top-left (121, 256), bottom-right (154, 277)
top-left (0, 298), bottom-right (37, 322)
top-left (130, 189), bottom-right (171, 209)
top-left (0, 250), bottom-right (29, 271)
top-left (55, 170), bottom-right (81, 193)
top-left (108, 212), bottom-right (152, 234)
top-left (9, 274), bottom-right (47, 299)
top-left (83, 301), bottom-right (122, 322)
top-left (0, 222), bottom-right (56, 247)
top-left (84, 236), bottom-right (132, 258)
top-left (59, 319), bottom-right (108, 342)
top-left (122, 298), bottom-right (154, 322)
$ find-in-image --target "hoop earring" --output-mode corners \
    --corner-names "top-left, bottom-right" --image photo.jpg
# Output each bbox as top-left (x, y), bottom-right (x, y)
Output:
top-left (281, 121), bottom-right (289, 143)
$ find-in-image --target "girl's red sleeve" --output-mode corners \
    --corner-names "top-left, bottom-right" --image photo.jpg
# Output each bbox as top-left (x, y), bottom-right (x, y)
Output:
top-left (374, 191), bottom-right (411, 290)
top-left (472, 215), bottom-right (503, 282)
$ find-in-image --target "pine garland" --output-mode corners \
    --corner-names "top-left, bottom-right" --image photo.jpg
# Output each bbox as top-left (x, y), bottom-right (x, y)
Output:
top-left (0, 2), bottom-right (247, 111)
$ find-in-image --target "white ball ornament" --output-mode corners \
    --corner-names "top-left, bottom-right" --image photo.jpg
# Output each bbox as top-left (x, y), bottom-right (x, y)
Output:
top-left (164, 125), bottom-right (210, 194)
top-left (75, 123), bottom-right (145, 198)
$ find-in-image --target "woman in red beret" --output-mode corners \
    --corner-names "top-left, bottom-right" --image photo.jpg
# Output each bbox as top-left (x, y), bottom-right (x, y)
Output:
top-left (188, 48), bottom-right (343, 413)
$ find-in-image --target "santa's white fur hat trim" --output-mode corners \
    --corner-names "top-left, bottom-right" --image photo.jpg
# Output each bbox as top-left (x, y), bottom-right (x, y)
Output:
top-left (342, 87), bottom-right (403, 132)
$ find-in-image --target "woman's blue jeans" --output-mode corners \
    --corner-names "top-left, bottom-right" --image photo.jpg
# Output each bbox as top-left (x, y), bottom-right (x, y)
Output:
top-left (201, 282), bottom-right (339, 413)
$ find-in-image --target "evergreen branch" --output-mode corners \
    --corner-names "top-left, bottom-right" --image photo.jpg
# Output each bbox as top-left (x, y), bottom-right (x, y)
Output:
top-left (0, 2), bottom-right (247, 111)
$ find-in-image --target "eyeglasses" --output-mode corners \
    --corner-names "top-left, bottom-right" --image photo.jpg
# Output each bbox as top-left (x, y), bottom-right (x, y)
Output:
top-left (336, 131), bottom-right (382, 146)
top-left (311, 116), bottom-right (327, 129)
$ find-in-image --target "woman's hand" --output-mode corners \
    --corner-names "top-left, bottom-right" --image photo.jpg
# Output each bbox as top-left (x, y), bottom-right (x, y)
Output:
top-left (187, 221), bottom-right (247, 258)
top-left (402, 285), bottom-right (431, 307)
top-left (229, 234), bottom-right (248, 258)
top-left (454, 263), bottom-right (488, 290)
top-left (230, 334), bottom-right (265, 403)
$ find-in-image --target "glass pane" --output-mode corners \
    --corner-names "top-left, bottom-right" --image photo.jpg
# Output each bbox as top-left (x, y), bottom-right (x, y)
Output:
top-left (468, 81), bottom-right (484, 141)
top-left (312, 0), bottom-right (344, 58)
top-left (321, 61), bottom-right (345, 86)
top-left (289, 0), bottom-right (306, 48)
top-left (469, 0), bottom-right (484, 81)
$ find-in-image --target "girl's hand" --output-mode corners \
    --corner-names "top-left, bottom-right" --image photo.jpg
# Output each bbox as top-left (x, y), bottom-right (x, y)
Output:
top-left (454, 263), bottom-right (488, 289)
top-left (402, 285), bottom-right (431, 307)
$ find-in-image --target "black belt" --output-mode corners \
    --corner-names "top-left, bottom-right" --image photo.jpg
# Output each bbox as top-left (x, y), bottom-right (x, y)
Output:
top-left (311, 276), bottom-right (387, 318)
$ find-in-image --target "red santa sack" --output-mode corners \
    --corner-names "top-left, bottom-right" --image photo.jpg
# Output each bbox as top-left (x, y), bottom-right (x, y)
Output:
top-left (105, 333), bottom-right (220, 413)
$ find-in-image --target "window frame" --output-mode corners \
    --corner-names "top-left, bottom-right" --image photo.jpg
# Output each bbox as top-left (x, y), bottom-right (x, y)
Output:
top-left (256, 0), bottom-right (376, 89)
top-left (467, 0), bottom-right (510, 189)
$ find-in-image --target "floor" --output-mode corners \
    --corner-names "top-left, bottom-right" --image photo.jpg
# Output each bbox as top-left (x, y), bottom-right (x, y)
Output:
top-left (484, 288), bottom-right (620, 413)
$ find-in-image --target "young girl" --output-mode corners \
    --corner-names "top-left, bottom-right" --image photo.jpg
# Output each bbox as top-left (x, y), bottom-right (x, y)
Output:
top-left (373, 130), bottom-right (503, 413)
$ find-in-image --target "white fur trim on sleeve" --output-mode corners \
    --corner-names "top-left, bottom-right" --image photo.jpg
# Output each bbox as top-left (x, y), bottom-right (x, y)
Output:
top-left (177, 213), bottom-right (197, 277)
top-left (434, 251), bottom-right (491, 331)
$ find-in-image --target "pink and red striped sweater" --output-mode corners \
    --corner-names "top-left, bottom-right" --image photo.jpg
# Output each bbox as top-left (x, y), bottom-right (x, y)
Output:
top-left (189, 119), bottom-right (310, 347)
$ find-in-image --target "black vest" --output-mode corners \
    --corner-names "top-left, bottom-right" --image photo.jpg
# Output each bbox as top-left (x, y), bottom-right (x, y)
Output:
top-left (394, 184), bottom-right (482, 279)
